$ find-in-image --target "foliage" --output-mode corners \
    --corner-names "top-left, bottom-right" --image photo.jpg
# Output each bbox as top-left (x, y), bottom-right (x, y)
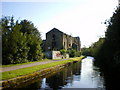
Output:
top-left (1, 16), bottom-right (43, 64)
top-left (81, 47), bottom-right (92, 56)
top-left (81, 38), bottom-right (105, 57)
top-left (67, 49), bottom-right (76, 57)
top-left (90, 38), bottom-right (105, 57)
top-left (60, 49), bottom-right (81, 58)
top-left (94, 7), bottom-right (120, 72)
top-left (76, 51), bottom-right (81, 57)
top-left (60, 49), bottom-right (67, 58)
top-left (60, 49), bottom-right (66, 55)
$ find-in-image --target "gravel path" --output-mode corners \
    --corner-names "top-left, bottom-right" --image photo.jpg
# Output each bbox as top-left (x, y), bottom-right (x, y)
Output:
top-left (1, 59), bottom-right (69, 72)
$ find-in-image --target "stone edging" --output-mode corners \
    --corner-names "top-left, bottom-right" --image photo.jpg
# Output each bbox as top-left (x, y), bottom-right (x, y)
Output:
top-left (1, 62), bottom-right (74, 89)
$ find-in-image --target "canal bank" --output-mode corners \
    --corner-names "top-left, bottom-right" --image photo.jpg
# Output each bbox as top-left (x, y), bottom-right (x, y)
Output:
top-left (32, 56), bottom-right (105, 89)
top-left (1, 56), bottom-right (84, 89)
top-left (1, 56), bottom-right (106, 89)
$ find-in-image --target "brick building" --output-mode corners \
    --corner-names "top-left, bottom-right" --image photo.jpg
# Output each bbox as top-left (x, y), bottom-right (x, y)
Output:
top-left (43, 28), bottom-right (81, 52)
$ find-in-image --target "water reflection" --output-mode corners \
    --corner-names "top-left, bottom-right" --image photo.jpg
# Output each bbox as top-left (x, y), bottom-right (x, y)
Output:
top-left (20, 57), bottom-right (105, 89)
top-left (42, 62), bottom-right (81, 89)
top-left (78, 56), bottom-right (104, 88)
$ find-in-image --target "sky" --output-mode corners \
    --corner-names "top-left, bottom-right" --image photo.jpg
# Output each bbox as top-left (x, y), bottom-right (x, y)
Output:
top-left (1, 0), bottom-right (118, 47)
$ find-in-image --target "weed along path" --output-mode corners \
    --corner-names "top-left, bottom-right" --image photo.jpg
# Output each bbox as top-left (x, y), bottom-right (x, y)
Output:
top-left (1, 59), bottom-right (70, 73)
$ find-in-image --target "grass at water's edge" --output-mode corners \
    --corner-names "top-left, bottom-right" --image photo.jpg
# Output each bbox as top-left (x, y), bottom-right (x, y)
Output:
top-left (1, 56), bottom-right (84, 80)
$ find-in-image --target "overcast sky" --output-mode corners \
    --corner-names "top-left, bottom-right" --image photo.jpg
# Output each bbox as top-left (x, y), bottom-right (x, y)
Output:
top-left (2, 0), bottom-right (118, 47)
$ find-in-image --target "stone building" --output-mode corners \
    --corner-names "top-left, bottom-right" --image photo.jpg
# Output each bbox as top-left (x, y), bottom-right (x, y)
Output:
top-left (43, 28), bottom-right (81, 52)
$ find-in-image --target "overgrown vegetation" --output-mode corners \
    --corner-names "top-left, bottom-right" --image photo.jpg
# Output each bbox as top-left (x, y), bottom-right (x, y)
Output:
top-left (92, 7), bottom-right (120, 89)
top-left (1, 16), bottom-right (43, 64)
top-left (94, 7), bottom-right (120, 72)
top-left (60, 49), bottom-right (81, 58)
top-left (81, 7), bottom-right (120, 73)
top-left (81, 38), bottom-right (105, 57)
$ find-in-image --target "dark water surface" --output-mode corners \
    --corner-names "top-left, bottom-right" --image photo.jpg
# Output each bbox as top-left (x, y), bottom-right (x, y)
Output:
top-left (22, 57), bottom-right (105, 89)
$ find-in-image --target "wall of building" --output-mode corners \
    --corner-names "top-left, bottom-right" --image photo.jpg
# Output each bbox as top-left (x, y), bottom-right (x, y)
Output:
top-left (43, 28), bottom-right (81, 52)
top-left (52, 51), bottom-right (61, 59)
top-left (45, 28), bottom-right (63, 51)
top-left (63, 34), bottom-right (80, 51)
top-left (44, 51), bottom-right (65, 59)
top-left (44, 51), bottom-right (52, 59)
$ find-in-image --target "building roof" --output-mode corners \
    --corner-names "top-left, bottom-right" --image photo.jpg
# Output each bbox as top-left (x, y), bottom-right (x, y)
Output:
top-left (46, 28), bottom-right (80, 39)
top-left (46, 28), bottom-right (63, 34)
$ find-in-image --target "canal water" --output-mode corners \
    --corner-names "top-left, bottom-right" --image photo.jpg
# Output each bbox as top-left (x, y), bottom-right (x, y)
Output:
top-left (22, 56), bottom-right (105, 89)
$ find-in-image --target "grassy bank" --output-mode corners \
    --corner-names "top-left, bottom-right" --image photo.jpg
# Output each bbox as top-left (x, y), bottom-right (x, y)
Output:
top-left (2, 59), bottom-right (50, 68)
top-left (1, 56), bottom-right (84, 80)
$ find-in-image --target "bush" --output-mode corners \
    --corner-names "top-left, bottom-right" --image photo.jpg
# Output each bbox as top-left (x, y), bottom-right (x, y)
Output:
top-left (67, 49), bottom-right (76, 57)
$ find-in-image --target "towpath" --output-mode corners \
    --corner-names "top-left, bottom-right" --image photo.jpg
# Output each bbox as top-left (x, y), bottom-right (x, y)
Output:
top-left (0, 59), bottom-right (70, 72)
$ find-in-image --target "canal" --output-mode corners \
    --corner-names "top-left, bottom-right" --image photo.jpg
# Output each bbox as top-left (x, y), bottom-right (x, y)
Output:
top-left (20, 56), bottom-right (105, 89)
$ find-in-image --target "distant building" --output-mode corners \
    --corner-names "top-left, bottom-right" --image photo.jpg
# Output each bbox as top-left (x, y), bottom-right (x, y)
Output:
top-left (42, 28), bottom-right (81, 52)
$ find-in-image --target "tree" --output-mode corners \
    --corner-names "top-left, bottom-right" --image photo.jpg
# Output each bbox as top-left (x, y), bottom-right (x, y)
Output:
top-left (76, 51), bottom-right (81, 57)
top-left (60, 49), bottom-right (66, 55)
top-left (81, 46), bottom-right (92, 56)
top-left (95, 7), bottom-right (120, 71)
top-left (19, 20), bottom-right (43, 61)
top-left (90, 38), bottom-right (105, 57)
top-left (1, 16), bottom-right (43, 64)
top-left (2, 17), bottom-right (29, 64)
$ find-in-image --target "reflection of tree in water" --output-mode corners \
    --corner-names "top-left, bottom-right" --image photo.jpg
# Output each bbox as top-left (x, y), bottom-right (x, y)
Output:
top-left (46, 62), bottom-right (81, 89)
top-left (16, 62), bottom-right (82, 89)
top-left (104, 72), bottom-right (120, 90)
top-left (46, 71), bottom-right (66, 89)
top-left (72, 62), bottom-right (81, 75)
top-left (22, 80), bottom-right (42, 90)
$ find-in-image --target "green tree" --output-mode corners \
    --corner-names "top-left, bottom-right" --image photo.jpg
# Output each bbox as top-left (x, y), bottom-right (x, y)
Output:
top-left (2, 17), bottom-right (29, 64)
top-left (60, 49), bottom-right (66, 55)
top-left (90, 38), bottom-right (105, 57)
top-left (60, 49), bottom-right (67, 58)
top-left (95, 7), bottom-right (120, 71)
top-left (76, 51), bottom-right (81, 57)
top-left (81, 47), bottom-right (92, 56)
top-left (19, 20), bottom-right (42, 61)
top-left (20, 20), bottom-right (40, 38)
top-left (1, 16), bottom-right (43, 64)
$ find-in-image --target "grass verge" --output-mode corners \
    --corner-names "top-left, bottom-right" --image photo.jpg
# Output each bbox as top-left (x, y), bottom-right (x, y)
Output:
top-left (1, 56), bottom-right (84, 80)
top-left (2, 59), bottom-right (50, 68)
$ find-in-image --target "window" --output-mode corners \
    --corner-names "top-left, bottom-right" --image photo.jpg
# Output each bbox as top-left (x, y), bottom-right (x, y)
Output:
top-left (64, 42), bottom-right (65, 46)
top-left (69, 44), bottom-right (71, 47)
top-left (52, 34), bottom-right (55, 40)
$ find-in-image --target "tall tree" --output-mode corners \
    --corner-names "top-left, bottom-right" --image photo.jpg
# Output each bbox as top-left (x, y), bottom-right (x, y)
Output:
top-left (20, 20), bottom-right (42, 61)
top-left (94, 7), bottom-right (120, 71)
top-left (2, 17), bottom-right (29, 64)
top-left (1, 16), bottom-right (43, 64)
